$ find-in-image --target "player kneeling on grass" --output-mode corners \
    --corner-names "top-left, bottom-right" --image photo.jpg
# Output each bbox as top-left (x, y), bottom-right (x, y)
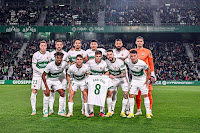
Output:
top-left (66, 54), bottom-right (90, 117)
top-left (125, 50), bottom-right (151, 119)
top-left (42, 52), bottom-right (69, 117)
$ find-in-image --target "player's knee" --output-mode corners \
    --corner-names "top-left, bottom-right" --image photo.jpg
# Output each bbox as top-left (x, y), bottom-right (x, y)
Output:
top-left (143, 94), bottom-right (148, 98)
top-left (32, 89), bottom-right (37, 93)
top-left (129, 94), bottom-right (134, 98)
top-left (60, 91), bottom-right (65, 97)
top-left (124, 92), bottom-right (128, 99)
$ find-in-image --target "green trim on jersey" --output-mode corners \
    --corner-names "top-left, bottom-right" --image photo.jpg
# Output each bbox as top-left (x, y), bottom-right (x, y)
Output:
top-left (73, 74), bottom-right (85, 80)
top-left (109, 69), bottom-right (121, 76)
top-left (130, 69), bottom-right (144, 76)
top-left (47, 70), bottom-right (64, 78)
top-left (36, 61), bottom-right (49, 69)
top-left (90, 69), bottom-right (104, 74)
top-left (88, 56), bottom-right (95, 59)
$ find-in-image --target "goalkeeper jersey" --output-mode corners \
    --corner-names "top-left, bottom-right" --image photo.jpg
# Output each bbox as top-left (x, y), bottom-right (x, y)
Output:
top-left (86, 75), bottom-right (113, 107)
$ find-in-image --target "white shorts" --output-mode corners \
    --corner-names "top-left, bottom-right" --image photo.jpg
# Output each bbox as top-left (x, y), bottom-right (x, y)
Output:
top-left (129, 80), bottom-right (149, 95)
top-left (44, 78), bottom-right (63, 91)
top-left (109, 77), bottom-right (129, 92)
top-left (58, 73), bottom-right (67, 90)
top-left (71, 79), bottom-right (87, 92)
top-left (31, 76), bottom-right (45, 90)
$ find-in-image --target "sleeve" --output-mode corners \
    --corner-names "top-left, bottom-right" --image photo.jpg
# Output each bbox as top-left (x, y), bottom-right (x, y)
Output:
top-left (67, 67), bottom-right (72, 75)
top-left (44, 64), bottom-right (50, 74)
top-left (120, 61), bottom-right (126, 71)
top-left (85, 60), bottom-right (90, 67)
top-left (85, 66), bottom-right (90, 74)
top-left (63, 52), bottom-right (69, 62)
top-left (32, 53), bottom-right (37, 64)
top-left (147, 50), bottom-right (155, 72)
top-left (124, 50), bottom-right (129, 58)
top-left (102, 48), bottom-right (107, 56)
top-left (143, 62), bottom-right (149, 70)
top-left (124, 58), bottom-right (128, 64)
top-left (32, 63), bottom-right (43, 74)
top-left (104, 63), bottom-right (108, 72)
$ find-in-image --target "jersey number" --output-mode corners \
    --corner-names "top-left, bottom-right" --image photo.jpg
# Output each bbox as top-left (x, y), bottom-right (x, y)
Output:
top-left (94, 84), bottom-right (101, 95)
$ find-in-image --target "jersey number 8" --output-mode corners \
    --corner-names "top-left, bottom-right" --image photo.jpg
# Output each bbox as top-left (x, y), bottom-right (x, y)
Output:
top-left (94, 84), bottom-right (101, 95)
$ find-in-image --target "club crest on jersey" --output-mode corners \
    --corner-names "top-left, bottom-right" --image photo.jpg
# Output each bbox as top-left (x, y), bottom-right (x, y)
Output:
top-left (34, 85), bottom-right (36, 87)
top-left (121, 54), bottom-right (123, 56)
top-left (100, 67), bottom-right (102, 69)
top-left (114, 66), bottom-right (116, 69)
top-left (82, 71), bottom-right (84, 73)
top-left (136, 67), bottom-right (138, 69)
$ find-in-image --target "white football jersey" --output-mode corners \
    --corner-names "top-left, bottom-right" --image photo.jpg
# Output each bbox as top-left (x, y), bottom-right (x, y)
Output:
top-left (113, 49), bottom-right (129, 59)
top-left (106, 58), bottom-right (126, 76)
top-left (86, 59), bottom-right (108, 75)
top-left (49, 50), bottom-right (68, 62)
top-left (67, 49), bottom-right (87, 63)
top-left (125, 58), bottom-right (148, 81)
top-left (67, 64), bottom-right (89, 80)
top-left (86, 48), bottom-right (107, 60)
top-left (86, 75), bottom-right (113, 107)
top-left (44, 61), bottom-right (69, 80)
top-left (32, 51), bottom-right (50, 77)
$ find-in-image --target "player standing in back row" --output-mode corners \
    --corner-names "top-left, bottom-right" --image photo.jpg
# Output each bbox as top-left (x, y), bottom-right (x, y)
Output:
top-left (30, 40), bottom-right (50, 115)
top-left (112, 39), bottom-right (130, 115)
top-left (129, 36), bottom-right (156, 116)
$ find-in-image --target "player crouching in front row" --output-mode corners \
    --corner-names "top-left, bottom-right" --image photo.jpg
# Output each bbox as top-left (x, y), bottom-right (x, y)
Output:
top-left (66, 54), bottom-right (90, 117)
top-left (125, 50), bottom-right (151, 119)
top-left (42, 52), bottom-right (69, 117)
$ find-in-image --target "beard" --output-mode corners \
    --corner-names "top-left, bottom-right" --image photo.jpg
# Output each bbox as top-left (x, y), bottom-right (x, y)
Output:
top-left (116, 46), bottom-right (122, 51)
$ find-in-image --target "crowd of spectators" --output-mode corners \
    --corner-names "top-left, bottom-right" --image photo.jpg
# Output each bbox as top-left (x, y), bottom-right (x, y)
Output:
top-left (0, 39), bottom-right (23, 80)
top-left (150, 41), bottom-right (199, 81)
top-left (0, 6), bottom-right (41, 26)
top-left (44, 5), bottom-right (98, 26)
top-left (158, 4), bottom-right (200, 26)
top-left (105, 5), bottom-right (154, 26)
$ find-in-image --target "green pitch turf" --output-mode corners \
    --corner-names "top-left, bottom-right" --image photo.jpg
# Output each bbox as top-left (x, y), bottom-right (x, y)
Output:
top-left (0, 85), bottom-right (200, 133)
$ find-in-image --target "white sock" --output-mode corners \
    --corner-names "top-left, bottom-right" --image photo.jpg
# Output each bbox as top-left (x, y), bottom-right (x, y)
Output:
top-left (59, 96), bottom-right (65, 113)
top-left (129, 98), bottom-right (135, 114)
top-left (84, 103), bottom-right (88, 114)
top-left (126, 97), bottom-right (130, 111)
top-left (63, 93), bottom-right (66, 112)
top-left (89, 104), bottom-right (94, 113)
top-left (81, 93), bottom-right (85, 113)
top-left (144, 97), bottom-right (150, 114)
top-left (100, 106), bottom-right (104, 113)
top-left (107, 98), bottom-right (112, 113)
top-left (68, 102), bottom-right (73, 113)
top-left (137, 109), bottom-right (141, 112)
top-left (31, 93), bottom-right (37, 111)
top-left (43, 95), bottom-right (49, 112)
top-left (121, 98), bottom-right (128, 113)
top-left (49, 92), bottom-right (55, 111)
top-left (111, 90), bottom-right (117, 111)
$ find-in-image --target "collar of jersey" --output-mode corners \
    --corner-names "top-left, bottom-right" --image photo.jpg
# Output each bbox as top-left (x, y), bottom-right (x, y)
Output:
top-left (39, 50), bottom-right (46, 54)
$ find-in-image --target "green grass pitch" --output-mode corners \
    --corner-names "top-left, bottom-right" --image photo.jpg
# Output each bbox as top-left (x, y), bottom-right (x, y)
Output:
top-left (0, 85), bottom-right (200, 133)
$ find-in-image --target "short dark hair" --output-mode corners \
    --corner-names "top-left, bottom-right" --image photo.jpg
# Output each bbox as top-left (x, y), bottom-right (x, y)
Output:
top-left (107, 49), bottom-right (113, 53)
top-left (136, 36), bottom-right (144, 41)
top-left (40, 40), bottom-right (46, 44)
top-left (95, 50), bottom-right (102, 55)
top-left (56, 40), bottom-right (63, 44)
top-left (73, 39), bottom-right (82, 44)
top-left (130, 50), bottom-right (137, 54)
top-left (76, 54), bottom-right (83, 59)
top-left (54, 52), bottom-right (64, 57)
top-left (91, 39), bottom-right (98, 43)
top-left (115, 38), bottom-right (122, 43)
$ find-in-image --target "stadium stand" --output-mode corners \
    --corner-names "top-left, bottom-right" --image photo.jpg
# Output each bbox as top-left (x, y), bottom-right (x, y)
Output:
top-left (44, 5), bottom-right (98, 26)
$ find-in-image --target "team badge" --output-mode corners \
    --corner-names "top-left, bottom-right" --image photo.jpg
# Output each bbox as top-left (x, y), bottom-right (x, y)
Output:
top-left (100, 67), bottom-right (102, 69)
top-left (114, 66), bottom-right (116, 69)
top-left (136, 67), bottom-right (138, 69)
top-left (34, 85), bottom-right (36, 87)
top-left (121, 54), bottom-right (123, 56)
top-left (82, 71), bottom-right (84, 73)
top-left (47, 57), bottom-right (48, 59)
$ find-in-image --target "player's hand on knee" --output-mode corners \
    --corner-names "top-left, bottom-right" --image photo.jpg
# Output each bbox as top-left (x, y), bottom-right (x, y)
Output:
top-left (109, 75), bottom-right (115, 79)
